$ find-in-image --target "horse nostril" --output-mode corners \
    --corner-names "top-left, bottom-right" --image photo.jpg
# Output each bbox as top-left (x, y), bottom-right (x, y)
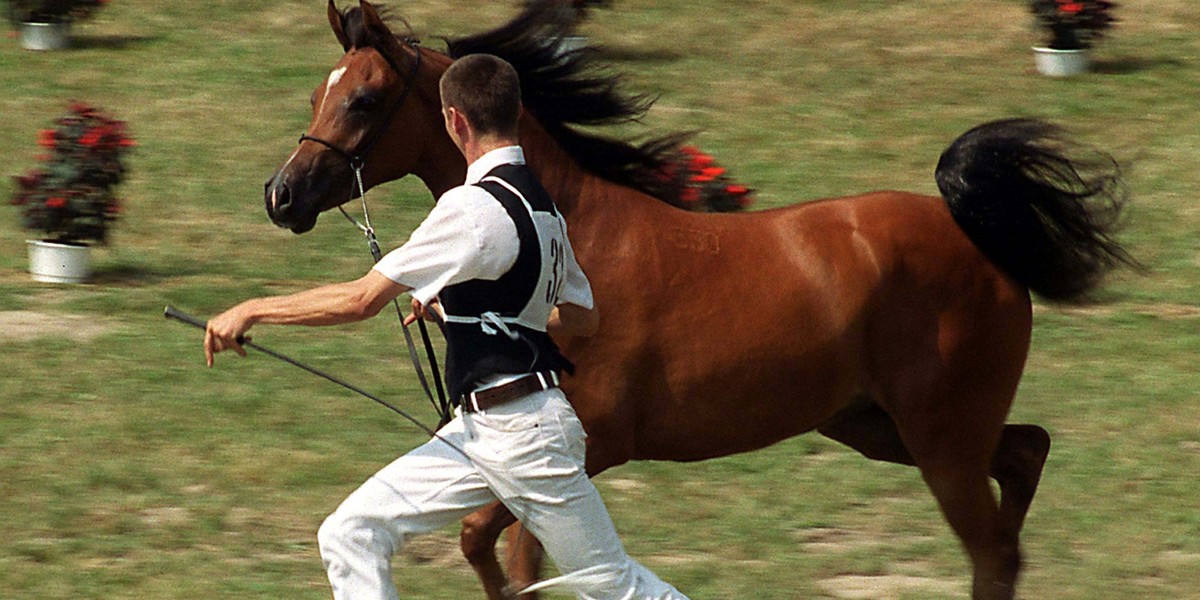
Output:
top-left (269, 180), bottom-right (292, 214)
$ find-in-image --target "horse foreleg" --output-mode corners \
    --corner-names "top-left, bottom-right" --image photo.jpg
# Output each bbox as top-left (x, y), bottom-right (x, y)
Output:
top-left (461, 502), bottom-right (520, 600)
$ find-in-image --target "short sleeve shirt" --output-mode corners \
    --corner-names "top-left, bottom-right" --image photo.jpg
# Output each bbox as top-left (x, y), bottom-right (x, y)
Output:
top-left (373, 146), bottom-right (594, 311)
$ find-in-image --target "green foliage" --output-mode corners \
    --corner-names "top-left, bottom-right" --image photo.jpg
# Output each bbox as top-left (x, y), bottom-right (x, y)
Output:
top-left (3, 0), bottom-right (107, 25)
top-left (1029, 0), bottom-right (1118, 49)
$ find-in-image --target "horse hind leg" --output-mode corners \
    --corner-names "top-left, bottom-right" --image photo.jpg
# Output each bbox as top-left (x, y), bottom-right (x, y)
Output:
top-left (990, 424), bottom-right (1051, 551)
top-left (822, 400), bottom-right (1049, 600)
top-left (821, 402), bottom-right (1052, 537)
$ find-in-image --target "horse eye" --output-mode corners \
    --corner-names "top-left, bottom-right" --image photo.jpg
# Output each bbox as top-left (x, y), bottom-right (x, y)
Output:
top-left (349, 94), bottom-right (381, 112)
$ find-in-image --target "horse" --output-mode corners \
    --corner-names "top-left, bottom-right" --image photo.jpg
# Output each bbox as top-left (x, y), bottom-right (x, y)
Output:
top-left (262, 2), bottom-right (1134, 599)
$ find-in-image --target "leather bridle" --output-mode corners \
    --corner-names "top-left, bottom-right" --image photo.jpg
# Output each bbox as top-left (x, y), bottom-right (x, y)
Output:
top-left (296, 38), bottom-right (451, 426)
top-left (298, 36), bottom-right (423, 173)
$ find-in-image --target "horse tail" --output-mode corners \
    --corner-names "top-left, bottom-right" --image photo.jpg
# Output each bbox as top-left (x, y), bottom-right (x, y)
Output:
top-left (935, 118), bottom-right (1137, 302)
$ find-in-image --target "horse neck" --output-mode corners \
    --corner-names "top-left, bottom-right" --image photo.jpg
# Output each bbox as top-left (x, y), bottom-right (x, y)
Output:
top-left (516, 116), bottom-right (645, 232)
top-left (408, 57), bottom-right (468, 199)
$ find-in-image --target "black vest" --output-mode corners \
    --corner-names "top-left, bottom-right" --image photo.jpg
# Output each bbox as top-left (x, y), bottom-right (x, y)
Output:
top-left (439, 163), bottom-right (573, 402)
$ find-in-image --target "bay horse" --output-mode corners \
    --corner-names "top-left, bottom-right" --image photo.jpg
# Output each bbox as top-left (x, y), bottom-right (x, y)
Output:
top-left (262, 2), bottom-right (1133, 599)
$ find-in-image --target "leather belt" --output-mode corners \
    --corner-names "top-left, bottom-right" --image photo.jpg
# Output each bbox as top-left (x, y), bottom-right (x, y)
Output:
top-left (462, 371), bottom-right (559, 413)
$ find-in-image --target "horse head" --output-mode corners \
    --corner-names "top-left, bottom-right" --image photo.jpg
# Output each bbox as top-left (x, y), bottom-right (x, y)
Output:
top-left (264, 0), bottom-right (459, 233)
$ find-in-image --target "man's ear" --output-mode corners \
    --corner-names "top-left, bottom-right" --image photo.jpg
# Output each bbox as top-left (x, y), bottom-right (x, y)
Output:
top-left (448, 107), bottom-right (470, 139)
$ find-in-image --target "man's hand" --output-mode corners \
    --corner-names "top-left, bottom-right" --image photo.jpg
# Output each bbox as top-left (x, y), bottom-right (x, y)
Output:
top-left (204, 305), bottom-right (255, 367)
top-left (403, 297), bottom-right (443, 326)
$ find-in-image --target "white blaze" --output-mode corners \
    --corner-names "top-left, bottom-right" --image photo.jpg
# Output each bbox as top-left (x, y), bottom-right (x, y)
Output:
top-left (318, 66), bottom-right (348, 116)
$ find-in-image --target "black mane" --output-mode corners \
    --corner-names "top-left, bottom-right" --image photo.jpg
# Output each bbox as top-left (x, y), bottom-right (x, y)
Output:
top-left (341, 1), bottom-right (747, 211)
top-left (444, 0), bottom-right (689, 205)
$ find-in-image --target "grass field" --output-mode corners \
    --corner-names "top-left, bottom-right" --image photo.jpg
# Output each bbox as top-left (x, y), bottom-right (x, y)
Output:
top-left (2, 1), bottom-right (1198, 598)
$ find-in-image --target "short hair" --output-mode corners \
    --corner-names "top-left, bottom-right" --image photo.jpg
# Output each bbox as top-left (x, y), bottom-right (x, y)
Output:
top-left (439, 54), bottom-right (522, 138)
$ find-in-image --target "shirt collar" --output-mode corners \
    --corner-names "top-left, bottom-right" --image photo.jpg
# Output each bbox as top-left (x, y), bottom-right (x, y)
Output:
top-left (464, 146), bottom-right (525, 184)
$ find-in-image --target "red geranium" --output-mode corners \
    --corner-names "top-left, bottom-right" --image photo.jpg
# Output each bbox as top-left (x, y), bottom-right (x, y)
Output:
top-left (1030, 0), bottom-right (1118, 50)
top-left (656, 145), bottom-right (754, 213)
top-left (11, 102), bottom-right (135, 244)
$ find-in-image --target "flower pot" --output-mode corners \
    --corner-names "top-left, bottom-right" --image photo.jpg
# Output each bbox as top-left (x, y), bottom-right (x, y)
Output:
top-left (20, 21), bottom-right (72, 51)
top-left (1033, 47), bottom-right (1089, 77)
top-left (27, 240), bottom-right (93, 284)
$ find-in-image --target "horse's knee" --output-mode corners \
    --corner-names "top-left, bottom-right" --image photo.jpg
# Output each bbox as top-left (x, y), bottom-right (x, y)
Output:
top-left (461, 507), bottom-right (517, 564)
top-left (460, 513), bottom-right (495, 564)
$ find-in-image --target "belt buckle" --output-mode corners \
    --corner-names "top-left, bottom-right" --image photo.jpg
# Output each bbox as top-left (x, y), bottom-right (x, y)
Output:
top-left (463, 391), bottom-right (482, 413)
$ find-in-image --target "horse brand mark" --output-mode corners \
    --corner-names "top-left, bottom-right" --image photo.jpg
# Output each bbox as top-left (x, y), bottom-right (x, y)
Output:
top-left (667, 226), bottom-right (719, 255)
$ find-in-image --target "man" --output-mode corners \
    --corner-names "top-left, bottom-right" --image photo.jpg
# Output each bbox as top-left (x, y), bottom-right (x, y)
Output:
top-left (204, 54), bottom-right (688, 600)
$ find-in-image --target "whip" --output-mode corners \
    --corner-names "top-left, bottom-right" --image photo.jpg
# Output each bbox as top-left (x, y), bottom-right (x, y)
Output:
top-left (163, 305), bottom-right (464, 456)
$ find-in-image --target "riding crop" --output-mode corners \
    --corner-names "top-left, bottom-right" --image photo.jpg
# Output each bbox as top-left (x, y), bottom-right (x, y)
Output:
top-left (163, 305), bottom-right (465, 456)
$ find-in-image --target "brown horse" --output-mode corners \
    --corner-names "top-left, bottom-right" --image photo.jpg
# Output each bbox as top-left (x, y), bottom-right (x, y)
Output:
top-left (263, 2), bottom-right (1133, 599)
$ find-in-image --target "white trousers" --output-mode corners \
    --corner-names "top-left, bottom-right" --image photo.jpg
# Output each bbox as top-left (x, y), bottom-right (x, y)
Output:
top-left (317, 388), bottom-right (689, 600)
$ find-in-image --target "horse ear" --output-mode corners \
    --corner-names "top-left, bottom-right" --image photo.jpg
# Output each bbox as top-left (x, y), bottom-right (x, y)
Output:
top-left (359, 0), bottom-right (386, 34)
top-left (328, 0), bottom-right (351, 51)
top-left (358, 0), bottom-right (408, 62)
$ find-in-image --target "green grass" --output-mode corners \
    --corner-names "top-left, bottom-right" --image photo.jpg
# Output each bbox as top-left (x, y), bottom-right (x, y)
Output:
top-left (2, 1), bottom-right (1199, 598)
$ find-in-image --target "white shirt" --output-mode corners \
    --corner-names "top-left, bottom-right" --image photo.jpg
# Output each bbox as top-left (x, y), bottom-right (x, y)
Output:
top-left (373, 146), bottom-right (593, 312)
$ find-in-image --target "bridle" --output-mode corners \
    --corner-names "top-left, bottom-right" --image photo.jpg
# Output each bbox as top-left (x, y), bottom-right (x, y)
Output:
top-left (296, 38), bottom-right (451, 426)
top-left (298, 36), bottom-right (423, 231)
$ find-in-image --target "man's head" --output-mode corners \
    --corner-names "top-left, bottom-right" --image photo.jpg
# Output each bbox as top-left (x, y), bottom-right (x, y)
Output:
top-left (439, 54), bottom-right (522, 144)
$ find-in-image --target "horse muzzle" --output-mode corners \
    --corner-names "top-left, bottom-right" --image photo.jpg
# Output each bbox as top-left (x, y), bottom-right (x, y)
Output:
top-left (264, 172), bottom-right (325, 234)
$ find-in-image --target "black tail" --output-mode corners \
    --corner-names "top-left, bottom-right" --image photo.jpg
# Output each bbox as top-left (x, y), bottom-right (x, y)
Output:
top-left (936, 118), bottom-right (1136, 302)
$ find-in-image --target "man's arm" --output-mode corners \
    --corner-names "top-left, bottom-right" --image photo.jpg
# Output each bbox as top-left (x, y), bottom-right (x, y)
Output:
top-left (205, 270), bottom-right (410, 366)
top-left (547, 302), bottom-right (598, 338)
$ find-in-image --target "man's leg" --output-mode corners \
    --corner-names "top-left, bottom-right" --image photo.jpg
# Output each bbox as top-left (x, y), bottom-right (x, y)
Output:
top-left (319, 417), bottom-right (498, 600)
top-left (466, 391), bottom-right (689, 600)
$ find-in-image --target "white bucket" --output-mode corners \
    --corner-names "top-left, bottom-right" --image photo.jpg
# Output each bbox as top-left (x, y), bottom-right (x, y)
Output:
top-left (1033, 47), bottom-right (1089, 77)
top-left (20, 21), bottom-right (72, 51)
top-left (27, 240), bottom-right (93, 284)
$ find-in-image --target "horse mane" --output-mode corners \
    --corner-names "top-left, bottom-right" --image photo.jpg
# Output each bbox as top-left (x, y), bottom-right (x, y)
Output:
top-left (340, 1), bottom-right (749, 211)
top-left (444, 1), bottom-right (699, 207)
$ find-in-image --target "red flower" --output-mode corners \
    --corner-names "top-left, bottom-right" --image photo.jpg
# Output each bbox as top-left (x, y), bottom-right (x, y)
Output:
top-left (37, 129), bottom-right (56, 149)
top-left (79, 128), bottom-right (104, 147)
top-left (118, 137), bottom-right (137, 148)
top-left (1060, 3), bottom-right (1083, 13)
top-left (700, 166), bottom-right (725, 179)
top-left (679, 187), bottom-right (701, 204)
top-left (46, 197), bottom-right (67, 209)
top-left (725, 184), bottom-right (749, 195)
